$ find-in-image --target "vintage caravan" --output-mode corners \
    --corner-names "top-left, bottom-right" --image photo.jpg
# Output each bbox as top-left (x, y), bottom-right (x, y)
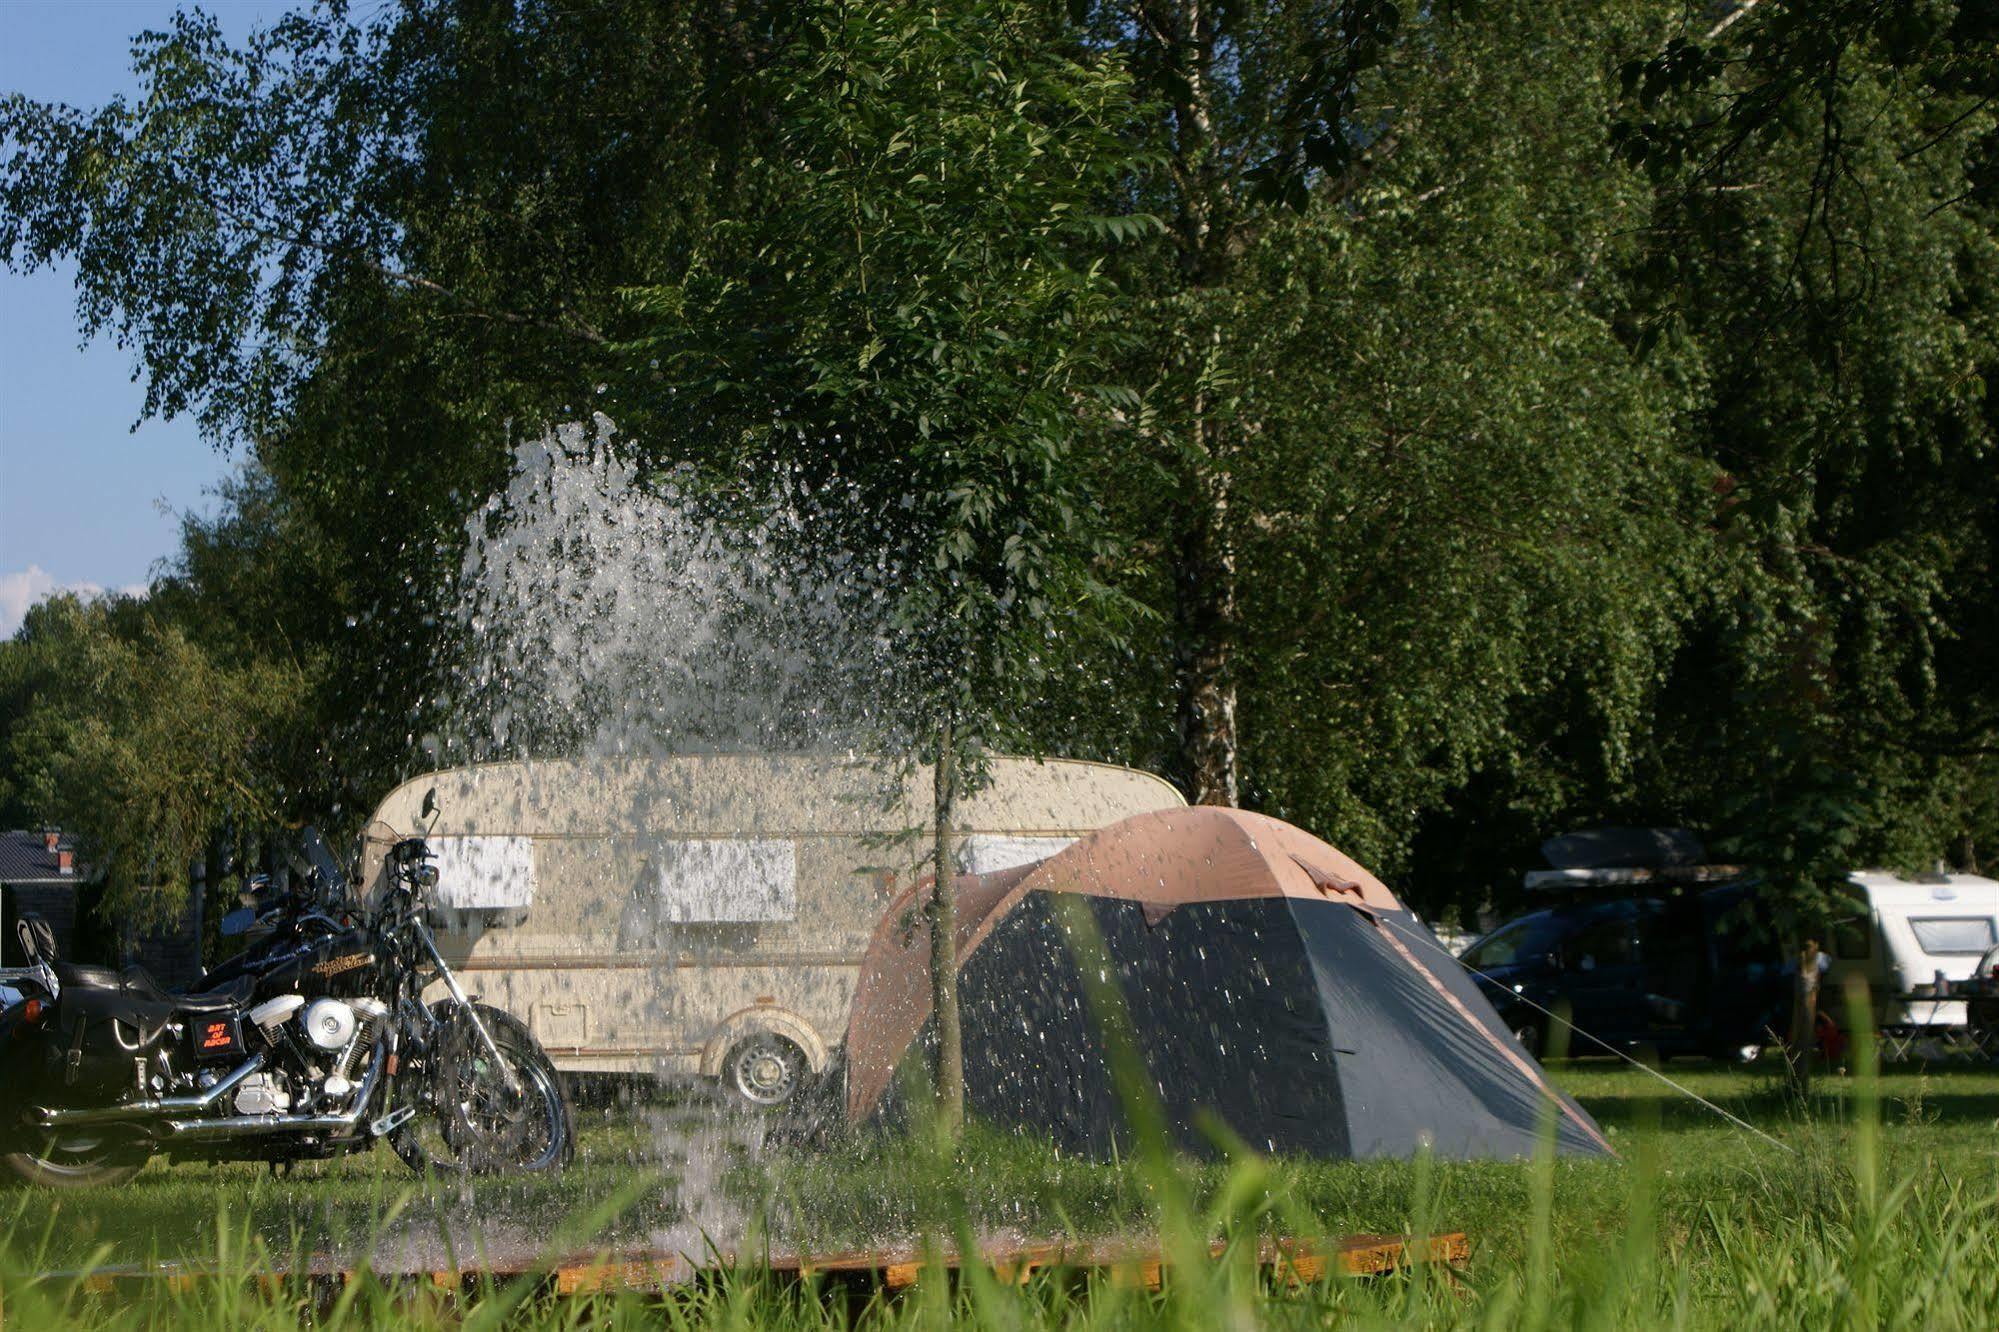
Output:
top-left (362, 755), bottom-right (1183, 1103)
top-left (1829, 869), bottom-right (1999, 1030)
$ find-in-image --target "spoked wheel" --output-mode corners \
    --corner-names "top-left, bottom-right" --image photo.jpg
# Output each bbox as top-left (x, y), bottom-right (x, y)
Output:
top-left (724, 1033), bottom-right (807, 1109)
top-left (2, 1130), bottom-right (147, 1189)
top-left (391, 1003), bottom-right (573, 1177)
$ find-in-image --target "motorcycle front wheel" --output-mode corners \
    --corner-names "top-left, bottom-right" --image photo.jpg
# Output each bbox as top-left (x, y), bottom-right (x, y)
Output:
top-left (390, 1002), bottom-right (573, 1177)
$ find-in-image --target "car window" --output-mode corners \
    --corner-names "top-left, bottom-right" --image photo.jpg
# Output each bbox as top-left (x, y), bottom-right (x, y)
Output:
top-left (1461, 913), bottom-right (1565, 970)
top-left (1909, 917), bottom-right (1998, 956)
top-left (1562, 904), bottom-right (1638, 971)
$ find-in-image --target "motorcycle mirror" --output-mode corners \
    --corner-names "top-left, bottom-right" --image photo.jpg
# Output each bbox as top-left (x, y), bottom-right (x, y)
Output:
top-left (421, 787), bottom-right (438, 820)
top-left (220, 906), bottom-right (258, 936)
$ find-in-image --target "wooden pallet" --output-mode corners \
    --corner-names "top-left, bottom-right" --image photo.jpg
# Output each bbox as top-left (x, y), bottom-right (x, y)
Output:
top-left (58, 1231), bottom-right (1468, 1299)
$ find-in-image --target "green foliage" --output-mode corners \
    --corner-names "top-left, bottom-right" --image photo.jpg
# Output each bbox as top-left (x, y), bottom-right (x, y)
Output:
top-left (620, 0), bottom-right (1149, 752)
top-left (0, 0), bottom-right (1995, 936)
top-left (1611, 0), bottom-right (1999, 923)
top-left (1047, 0), bottom-right (1710, 882)
top-left (0, 595), bottom-right (308, 926)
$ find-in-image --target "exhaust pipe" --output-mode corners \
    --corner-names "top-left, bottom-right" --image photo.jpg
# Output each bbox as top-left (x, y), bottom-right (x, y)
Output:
top-left (33, 1052), bottom-right (265, 1128)
top-left (163, 1043), bottom-right (386, 1139)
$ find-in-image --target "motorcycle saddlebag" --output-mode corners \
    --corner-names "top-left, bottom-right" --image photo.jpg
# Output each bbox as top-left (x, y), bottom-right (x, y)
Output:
top-left (47, 986), bottom-right (177, 1101)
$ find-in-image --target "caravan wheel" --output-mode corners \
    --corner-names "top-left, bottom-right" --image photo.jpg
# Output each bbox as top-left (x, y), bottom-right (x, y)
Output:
top-left (724, 1034), bottom-right (807, 1108)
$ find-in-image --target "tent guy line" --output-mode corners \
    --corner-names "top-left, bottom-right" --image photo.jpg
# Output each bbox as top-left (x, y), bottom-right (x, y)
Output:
top-left (1368, 913), bottom-right (1614, 1155)
top-left (1381, 914), bottom-right (1800, 1157)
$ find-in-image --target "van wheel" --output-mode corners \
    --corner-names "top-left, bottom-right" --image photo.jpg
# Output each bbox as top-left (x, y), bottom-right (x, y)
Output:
top-left (724, 1034), bottom-right (807, 1108)
top-left (1511, 1017), bottom-right (1546, 1060)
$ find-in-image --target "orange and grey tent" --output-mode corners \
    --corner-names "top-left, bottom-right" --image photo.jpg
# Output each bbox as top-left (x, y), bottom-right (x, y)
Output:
top-left (840, 807), bottom-right (1611, 1159)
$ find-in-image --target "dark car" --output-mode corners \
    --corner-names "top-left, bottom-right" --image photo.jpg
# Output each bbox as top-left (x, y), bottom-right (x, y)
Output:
top-left (1458, 884), bottom-right (1789, 1062)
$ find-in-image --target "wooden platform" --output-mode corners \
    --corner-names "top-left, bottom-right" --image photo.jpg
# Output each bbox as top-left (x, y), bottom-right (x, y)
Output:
top-left (553, 1232), bottom-right (1471, 1293)
top-left (60, 1231), bottom-right (1468, 1299)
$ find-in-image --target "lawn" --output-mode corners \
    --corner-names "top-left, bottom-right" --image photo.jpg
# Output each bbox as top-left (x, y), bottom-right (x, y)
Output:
top-left (3, 1058), bottom-right (1997, 1326)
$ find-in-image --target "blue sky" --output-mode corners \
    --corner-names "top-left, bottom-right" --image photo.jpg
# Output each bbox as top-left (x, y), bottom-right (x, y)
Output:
top-left (1, 1), bottom-right (295, 635)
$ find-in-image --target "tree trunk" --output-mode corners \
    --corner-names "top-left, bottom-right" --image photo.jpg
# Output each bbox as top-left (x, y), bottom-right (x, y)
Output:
top-left (1785, 938), bottom-right (1822, 1096)
top-left (201, 834), bottom-right (229, 972)
top-left (1173, 463), bottom-right (1240, 807)
top-left (1155, 2), bottom-right (1240, 811)
top-left (929, 716), bottom-right (965, 1139)
top-left (187, 852), bottom-right (206, 984)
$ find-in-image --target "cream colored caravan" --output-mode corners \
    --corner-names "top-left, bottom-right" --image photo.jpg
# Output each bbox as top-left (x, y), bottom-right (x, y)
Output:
top-left (362, 755), bottom-right (1182, 1102)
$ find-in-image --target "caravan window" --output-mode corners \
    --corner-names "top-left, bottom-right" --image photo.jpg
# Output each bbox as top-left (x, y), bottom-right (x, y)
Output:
top-left (958, 835), bottom-right (1074, 875)
top-left (1908, 917), bottom-right (1997, 956)
top-left (1832, 917), bottom-right (1871, 960)
top-left (431, 836), bottom-right (536, 911)
top-left (651, 839), bottom-right (798, 923)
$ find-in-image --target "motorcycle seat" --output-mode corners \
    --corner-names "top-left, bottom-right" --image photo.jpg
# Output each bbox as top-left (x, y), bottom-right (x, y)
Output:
top-left (138, 970), bottom-right (256, 1016)
top-left (51, 961), bottom-right (127, 991)
top-left (53, 962), bottom-right (254, 1015)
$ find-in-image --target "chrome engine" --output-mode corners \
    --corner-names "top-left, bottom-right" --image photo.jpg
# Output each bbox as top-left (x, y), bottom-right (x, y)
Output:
top-left (224, 993), bottom-right (389, 1114)
top-left (301, 997), bottom-right (358, 1052)
top-left (232, 1072), bottom-right (291, 1116)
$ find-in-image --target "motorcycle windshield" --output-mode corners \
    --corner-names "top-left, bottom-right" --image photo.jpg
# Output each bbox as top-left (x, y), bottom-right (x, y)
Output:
top-left (298, 828), bottom-right (352, 899)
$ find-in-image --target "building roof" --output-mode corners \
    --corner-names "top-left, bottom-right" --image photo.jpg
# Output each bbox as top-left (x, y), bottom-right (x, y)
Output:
top-left (0, 830), bottom-right (88, 885)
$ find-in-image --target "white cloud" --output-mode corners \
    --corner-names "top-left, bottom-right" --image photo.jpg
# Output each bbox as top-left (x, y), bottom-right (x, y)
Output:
top-left (0, 565), bottom-right (148, 638)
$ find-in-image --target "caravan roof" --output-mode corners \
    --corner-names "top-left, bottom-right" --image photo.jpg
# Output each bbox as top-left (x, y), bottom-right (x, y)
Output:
top-left (1847, 870), bottom-right (1999, 909)
top-left (367, 753), bottom-right (1184, 842)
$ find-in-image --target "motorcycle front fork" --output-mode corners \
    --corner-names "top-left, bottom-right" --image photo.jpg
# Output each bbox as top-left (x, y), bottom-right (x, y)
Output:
top-left (415, 920), bottom-right (522, 1095)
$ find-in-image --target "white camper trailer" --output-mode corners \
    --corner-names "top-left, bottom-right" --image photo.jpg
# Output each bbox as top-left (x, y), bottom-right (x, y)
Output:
top-left (361, 755), bottom-right (1183, 1103)
top-left (1829, 870), bottom-right (1999, 1030)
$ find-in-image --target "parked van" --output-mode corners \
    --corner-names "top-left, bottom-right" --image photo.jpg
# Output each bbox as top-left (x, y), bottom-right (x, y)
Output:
top-left (361, 755), bottom-right (1183, 1103)
top-left (1458, 878), bottom-right (1787, 1062)
top-left (1461, 853), bottom-right (1999, 1060)
top-left (1830, 870), bottom-right (1999, 1031)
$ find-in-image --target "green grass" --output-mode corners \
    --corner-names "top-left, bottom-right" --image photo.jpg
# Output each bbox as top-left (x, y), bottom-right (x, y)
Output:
top-left (748, 1061), bottom-right (1999, 1260)
top-left (5, 1059), bottom-right (1999, 1327)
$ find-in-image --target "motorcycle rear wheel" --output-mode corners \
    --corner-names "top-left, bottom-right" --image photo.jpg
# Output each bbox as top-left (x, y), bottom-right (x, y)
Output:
top-left (391, 1003), bottom-right (573, 1177)
top-left (2, 1131), bottom-right (147, 1189)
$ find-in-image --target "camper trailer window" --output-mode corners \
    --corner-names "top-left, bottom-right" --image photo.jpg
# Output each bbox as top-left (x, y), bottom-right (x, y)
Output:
top-left (431, 835), bottom-right (536, 911)
top-left (651, 839), bottom-right (798, 923)
top-left (958, 835), bottom-right (1074, 875)
top-left (1908, 917), bottom-right (1998, 956)
top-left (1832, 918), bottom-right (1871, 960)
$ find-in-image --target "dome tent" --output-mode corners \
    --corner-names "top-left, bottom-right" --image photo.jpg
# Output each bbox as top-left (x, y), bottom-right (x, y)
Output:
top-left (841, 807), bottom-right (1612, 1160)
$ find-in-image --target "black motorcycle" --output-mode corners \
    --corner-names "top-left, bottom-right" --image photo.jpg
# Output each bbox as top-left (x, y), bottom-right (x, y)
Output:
top-left (0, 794), bottom-right (572, 1187)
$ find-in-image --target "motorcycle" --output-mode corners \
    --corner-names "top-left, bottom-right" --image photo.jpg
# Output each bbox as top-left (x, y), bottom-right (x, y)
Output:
top-left (0, 792), bottom-right (572, 1187)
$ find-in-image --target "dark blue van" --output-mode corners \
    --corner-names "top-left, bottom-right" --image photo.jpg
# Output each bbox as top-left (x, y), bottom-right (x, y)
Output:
top-left (1458, 882), bottom-right (1790, 1062)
